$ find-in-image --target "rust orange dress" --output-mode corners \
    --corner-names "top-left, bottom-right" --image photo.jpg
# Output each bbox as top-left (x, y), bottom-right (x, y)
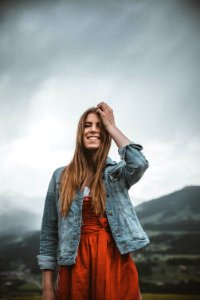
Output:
top-left (55, 187), bottom-right (142, 300)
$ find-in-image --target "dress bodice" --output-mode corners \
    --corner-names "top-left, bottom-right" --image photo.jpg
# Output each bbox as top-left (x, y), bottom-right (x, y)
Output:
top-left (81, 188), bottom-right (107, 232)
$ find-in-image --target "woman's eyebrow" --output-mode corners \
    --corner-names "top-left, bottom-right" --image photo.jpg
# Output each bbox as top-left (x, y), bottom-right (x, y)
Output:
top-left (85, 121), bottom-right (100, 124)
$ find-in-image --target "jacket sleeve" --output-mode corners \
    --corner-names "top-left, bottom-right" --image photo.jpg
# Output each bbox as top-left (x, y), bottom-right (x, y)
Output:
top-left (118, 141), bottom-right (149, 190)
top-left (36, 170), bottom-right (58, 270)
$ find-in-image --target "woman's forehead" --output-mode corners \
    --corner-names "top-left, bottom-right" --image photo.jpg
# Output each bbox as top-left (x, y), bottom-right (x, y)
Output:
top-left (85, 112), bottom-right (100, 122)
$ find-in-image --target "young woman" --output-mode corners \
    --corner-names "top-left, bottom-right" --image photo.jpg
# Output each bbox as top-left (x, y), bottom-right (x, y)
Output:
top-left (37, 102), bottom-right (150, 300)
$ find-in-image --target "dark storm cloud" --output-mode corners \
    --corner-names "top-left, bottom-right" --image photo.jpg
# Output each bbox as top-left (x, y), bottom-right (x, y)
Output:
top-left (0, 0), bottom-right (199, 213)
top-left (0, 0), bottom-right (200, 143)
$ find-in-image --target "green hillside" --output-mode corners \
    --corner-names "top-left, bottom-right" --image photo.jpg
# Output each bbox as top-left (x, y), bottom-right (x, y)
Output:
top-left (133, 185), bottom-right (200, 294)
top-left (0, 185), bottom-right (200, 297)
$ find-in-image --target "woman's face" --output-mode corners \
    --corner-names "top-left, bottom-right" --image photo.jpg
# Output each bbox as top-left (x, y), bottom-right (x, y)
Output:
top-left (83, 112), bottom-right (102, 150)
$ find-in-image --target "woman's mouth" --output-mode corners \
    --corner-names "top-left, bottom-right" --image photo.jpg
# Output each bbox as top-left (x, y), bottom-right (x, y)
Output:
top-left (87, 136), bottom-right (100, 140)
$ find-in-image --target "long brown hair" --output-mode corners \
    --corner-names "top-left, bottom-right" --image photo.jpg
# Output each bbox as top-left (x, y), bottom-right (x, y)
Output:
top-left (59, 107), bottom-right (112, 216)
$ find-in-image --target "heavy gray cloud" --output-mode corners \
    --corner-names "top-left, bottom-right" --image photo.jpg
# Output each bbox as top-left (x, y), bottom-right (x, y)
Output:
top-left (0, 0), bottom-right (199, 217)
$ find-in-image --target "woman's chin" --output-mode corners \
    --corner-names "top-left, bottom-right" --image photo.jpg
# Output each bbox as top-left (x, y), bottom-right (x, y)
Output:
top-left (85, 145), bottom-right (100, 151)
top-left (87, 146), bottom-right (99, 150)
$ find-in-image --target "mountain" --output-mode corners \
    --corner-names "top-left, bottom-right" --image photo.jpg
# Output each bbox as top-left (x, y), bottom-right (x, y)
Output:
top-left (0, 185), bottom-right (200, 295)
top-left (0, 209), bottom-right (41, 236)
top-left (0, 197), bottom-right (41, 236)
top-left (135, 185), bottom-right (200, 232)
top-left (0, 231), bottom-right (40, 272)
top-left (134, 185), bottom-right (200, 255)
top-left (133, 185), bottom-right (200, 294)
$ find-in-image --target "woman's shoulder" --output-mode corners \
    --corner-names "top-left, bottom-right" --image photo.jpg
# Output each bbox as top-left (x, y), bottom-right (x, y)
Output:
top-left (53, 166), bottom-right (66, 182)
top-left (54, 165), bottom-right (66, 172)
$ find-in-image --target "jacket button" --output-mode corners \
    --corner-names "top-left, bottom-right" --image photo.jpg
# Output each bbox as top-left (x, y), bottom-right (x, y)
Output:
top-left (106, 194), bottom-right (109, 198)
top-left (108, 212), bottom-right (113, 216)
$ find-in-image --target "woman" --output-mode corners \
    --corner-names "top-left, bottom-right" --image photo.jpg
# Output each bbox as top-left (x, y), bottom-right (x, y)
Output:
top-left (37, 102), bottom-right (150, 300)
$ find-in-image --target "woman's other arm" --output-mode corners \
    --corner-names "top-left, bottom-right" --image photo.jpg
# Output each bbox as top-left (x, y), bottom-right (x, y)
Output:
top-left (37, 170), bottom-right (58, 298)
top-left (37, 170), bottom-right (58, 269)
top-left (42, 270), bottom-right (56, 300)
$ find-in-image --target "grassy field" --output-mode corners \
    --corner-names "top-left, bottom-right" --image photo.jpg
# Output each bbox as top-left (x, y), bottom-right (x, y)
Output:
top-left (7, 294), bottom-right (200, 300)
top-left (142, 294), bottom-right (200, 300)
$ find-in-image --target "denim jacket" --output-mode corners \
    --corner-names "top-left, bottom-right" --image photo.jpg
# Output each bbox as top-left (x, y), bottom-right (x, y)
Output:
top-left (37, 142), bottom-right (150, 269)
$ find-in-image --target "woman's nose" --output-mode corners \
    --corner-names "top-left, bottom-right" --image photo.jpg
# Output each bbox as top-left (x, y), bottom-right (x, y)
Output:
top-left (90, 125), bottom-right (99, 132)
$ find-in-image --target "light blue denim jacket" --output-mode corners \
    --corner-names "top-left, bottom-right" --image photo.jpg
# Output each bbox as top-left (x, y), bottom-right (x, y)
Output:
top-left (37, 142), bottom-right (150, 269)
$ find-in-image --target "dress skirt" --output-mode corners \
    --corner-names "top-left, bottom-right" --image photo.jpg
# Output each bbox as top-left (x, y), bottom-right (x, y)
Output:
top-left (55, 195), bottom-right (142, 300)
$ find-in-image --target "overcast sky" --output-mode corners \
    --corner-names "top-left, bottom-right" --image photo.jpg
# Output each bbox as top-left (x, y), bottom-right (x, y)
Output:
top-left (0, 0), bottom-right (200, 226)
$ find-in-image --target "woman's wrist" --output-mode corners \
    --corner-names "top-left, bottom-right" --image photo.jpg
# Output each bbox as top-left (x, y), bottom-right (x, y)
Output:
top-left (104, 124), bottom-right (132, 148)
top-left (42, 269), bottom-right (55, 291)
top-left (104, 123), bottom-right (117, 130)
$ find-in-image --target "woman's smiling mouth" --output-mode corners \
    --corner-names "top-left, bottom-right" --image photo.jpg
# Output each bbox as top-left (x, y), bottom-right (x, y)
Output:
top-left (87, 136), bottom-right (100, 140)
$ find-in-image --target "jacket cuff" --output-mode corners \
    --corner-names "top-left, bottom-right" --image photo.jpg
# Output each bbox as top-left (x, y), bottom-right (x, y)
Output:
top-left (37, 254), bottom-right (57, 270)
top-left (118, 141), bottom-right (143, 160)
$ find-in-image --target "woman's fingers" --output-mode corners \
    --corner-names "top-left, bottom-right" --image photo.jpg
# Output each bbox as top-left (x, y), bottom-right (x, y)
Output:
top-left (102, 102), bottom-right (113, 112)
top-left (96, 103), bottom-right (105, 112)
top-left (96, 101), bottom-right (115, 128)
top-left (96, 107), bottom-right (105, 116)
top-left (96, 102), bottom-right (113, 113)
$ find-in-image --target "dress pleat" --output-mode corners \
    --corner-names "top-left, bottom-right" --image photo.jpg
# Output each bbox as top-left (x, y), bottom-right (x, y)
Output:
top-left (55, 195), bottom-right (142, 300)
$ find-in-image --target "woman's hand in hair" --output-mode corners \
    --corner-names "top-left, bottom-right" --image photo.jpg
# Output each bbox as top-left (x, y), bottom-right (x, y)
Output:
top-left (96, 102), bottom-right (116, 129)
top-left (96, 102), bottom-right (132, 148)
